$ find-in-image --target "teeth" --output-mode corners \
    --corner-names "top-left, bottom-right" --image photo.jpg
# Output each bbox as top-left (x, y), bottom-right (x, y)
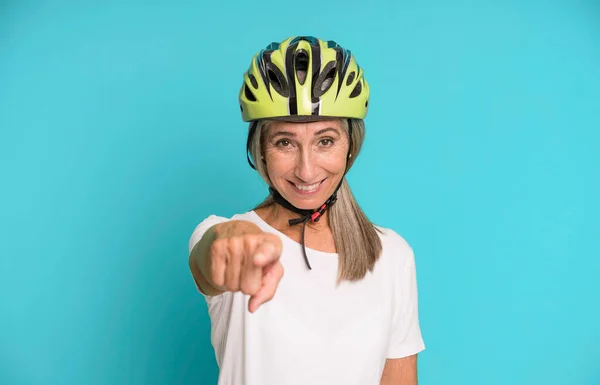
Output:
top-left (295, 182), bottom-right (320, 191)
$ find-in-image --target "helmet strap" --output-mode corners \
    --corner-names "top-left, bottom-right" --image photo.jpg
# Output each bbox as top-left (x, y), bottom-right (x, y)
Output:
top-left (268, 175), bottom-right (344, 271)
top-left (245, 119), bottom-right (353, 270)
top-left (265, 119), bottom-right (354, 270)
top-left (246, 121), bottom-right (258, 170)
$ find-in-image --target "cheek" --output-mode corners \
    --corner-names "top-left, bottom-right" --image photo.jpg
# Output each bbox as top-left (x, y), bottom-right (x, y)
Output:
top-left (318, 152), bottom-right (348, 173)
top-left (264, 151), bottom-right (293, 177)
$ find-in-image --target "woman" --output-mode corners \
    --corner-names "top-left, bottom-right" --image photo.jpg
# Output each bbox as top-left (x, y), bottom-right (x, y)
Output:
top-left (188, 36), bottom-right (425, 385)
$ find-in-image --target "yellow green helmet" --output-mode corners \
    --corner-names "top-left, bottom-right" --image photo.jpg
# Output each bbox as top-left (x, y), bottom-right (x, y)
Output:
top-left (239, 36), bottom-right (369, 122)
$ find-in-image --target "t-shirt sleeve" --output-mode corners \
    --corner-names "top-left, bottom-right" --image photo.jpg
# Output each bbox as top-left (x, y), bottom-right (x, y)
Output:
top-left (188, 215), bottom-right (229, 293)
top-left (386, 241), bottom-right (426, 358)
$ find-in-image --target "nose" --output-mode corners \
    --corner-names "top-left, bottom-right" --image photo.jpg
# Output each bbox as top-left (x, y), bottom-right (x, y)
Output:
top-left (294, 147), bottom-right (317, 182)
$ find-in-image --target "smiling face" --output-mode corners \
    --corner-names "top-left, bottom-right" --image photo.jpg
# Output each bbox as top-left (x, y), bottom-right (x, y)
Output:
top-left (262, 119), bottom-right (350, 210)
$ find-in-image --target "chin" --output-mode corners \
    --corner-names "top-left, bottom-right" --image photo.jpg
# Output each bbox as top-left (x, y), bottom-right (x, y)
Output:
top-left (288, 198), bottom-right (322, 211)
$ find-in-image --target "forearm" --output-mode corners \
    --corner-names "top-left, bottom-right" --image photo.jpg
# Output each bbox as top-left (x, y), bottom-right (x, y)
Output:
top-left (189, 224), bottom-right (223, 296)
top-left (380, 355), bottom-right (418, 385)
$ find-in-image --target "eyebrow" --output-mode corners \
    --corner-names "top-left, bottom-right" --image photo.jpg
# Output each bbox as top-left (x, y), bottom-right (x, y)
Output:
top-left (269, 127), bottom-right (341, 140)
top-left (315, 127), bottom-right (341, 136)
top-left (269, 130), bottom-right (296, 140)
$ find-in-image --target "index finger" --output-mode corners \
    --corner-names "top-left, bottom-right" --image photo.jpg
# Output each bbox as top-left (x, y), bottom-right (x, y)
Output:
top-left (248, 261), bottom-right (284, 313)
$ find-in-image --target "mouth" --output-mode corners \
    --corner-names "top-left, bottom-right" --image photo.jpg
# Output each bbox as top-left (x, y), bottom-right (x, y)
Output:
top-left (288, 179), bottom-right (326, 196)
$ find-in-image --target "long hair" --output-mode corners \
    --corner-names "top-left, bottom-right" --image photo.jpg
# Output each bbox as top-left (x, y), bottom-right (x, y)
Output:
top-left (248, 118), bottom-right (382, 282)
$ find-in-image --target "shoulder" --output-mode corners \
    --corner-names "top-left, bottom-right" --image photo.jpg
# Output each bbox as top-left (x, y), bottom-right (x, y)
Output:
top-left (374, 224), bottom-right (416, 268)
top-left (188, 211), bottom-right (258, 253)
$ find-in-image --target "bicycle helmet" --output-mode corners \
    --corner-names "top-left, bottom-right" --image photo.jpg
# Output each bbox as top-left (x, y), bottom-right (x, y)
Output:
top-left (239, 36), bottom-right (369, 122)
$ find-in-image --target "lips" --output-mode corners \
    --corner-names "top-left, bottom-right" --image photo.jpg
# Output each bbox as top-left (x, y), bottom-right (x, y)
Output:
top-left (288, 179), bottom-right (325, 195)
top-left (294, 181), bottom-right (320, 191)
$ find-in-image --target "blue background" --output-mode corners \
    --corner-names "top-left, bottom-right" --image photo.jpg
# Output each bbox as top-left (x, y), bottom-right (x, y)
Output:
top-left (1, 1), bottom-right (599, 384)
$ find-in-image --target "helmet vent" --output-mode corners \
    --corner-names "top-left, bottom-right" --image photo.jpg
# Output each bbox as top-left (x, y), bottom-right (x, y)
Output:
top-left (294, 49), bottom-right (309, 85)
top-left (346, 71), bottom-right (356, 86)
top-left (349, 80), bottom-right (362, 98)
top-left (313, 60), bottom-right (337, 98)
top-left (249, 74), bottom-right (258, 89)
top-left (266, 63), bottom-right (290, 97)
top-left (244, 83), bottom-right (257, 101)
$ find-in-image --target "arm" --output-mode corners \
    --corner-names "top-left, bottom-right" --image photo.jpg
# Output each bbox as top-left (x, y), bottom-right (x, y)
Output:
top-left (380, 354), bottom-right (419, 385)
top-left (188, 223), bottom-right (223, 296)
top-left (382, 236), bottom-right (425, 383)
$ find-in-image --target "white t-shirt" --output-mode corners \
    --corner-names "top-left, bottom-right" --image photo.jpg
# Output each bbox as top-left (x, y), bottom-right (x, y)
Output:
top-left (188, 210), bottom-right (425, 385)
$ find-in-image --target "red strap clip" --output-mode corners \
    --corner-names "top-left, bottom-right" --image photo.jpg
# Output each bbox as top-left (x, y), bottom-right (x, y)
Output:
top-left (311, 204), bottom-right (327, 222)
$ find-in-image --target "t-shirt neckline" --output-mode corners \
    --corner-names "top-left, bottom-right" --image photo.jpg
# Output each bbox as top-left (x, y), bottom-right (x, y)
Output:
top-left (247, 210), bottom-right (339, 257)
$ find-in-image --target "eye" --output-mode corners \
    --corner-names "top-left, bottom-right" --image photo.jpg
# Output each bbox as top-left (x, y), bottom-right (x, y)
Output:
top-left (275, 139), bottom-right (292, 147)
top-left (319, 138), bottom-right (334, 146)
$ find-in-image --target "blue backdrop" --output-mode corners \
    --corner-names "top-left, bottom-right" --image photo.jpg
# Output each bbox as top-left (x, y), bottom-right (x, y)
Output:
top-left (1, 1), bottom-right (599, 384)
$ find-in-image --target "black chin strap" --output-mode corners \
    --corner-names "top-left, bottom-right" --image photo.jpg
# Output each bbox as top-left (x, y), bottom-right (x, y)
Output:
top-left (268, 119), bottom-right (353, 270)
top-left (269, 182), bottom-right (340, 270)
top-left (246, 118), bottom-right (354, 270)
